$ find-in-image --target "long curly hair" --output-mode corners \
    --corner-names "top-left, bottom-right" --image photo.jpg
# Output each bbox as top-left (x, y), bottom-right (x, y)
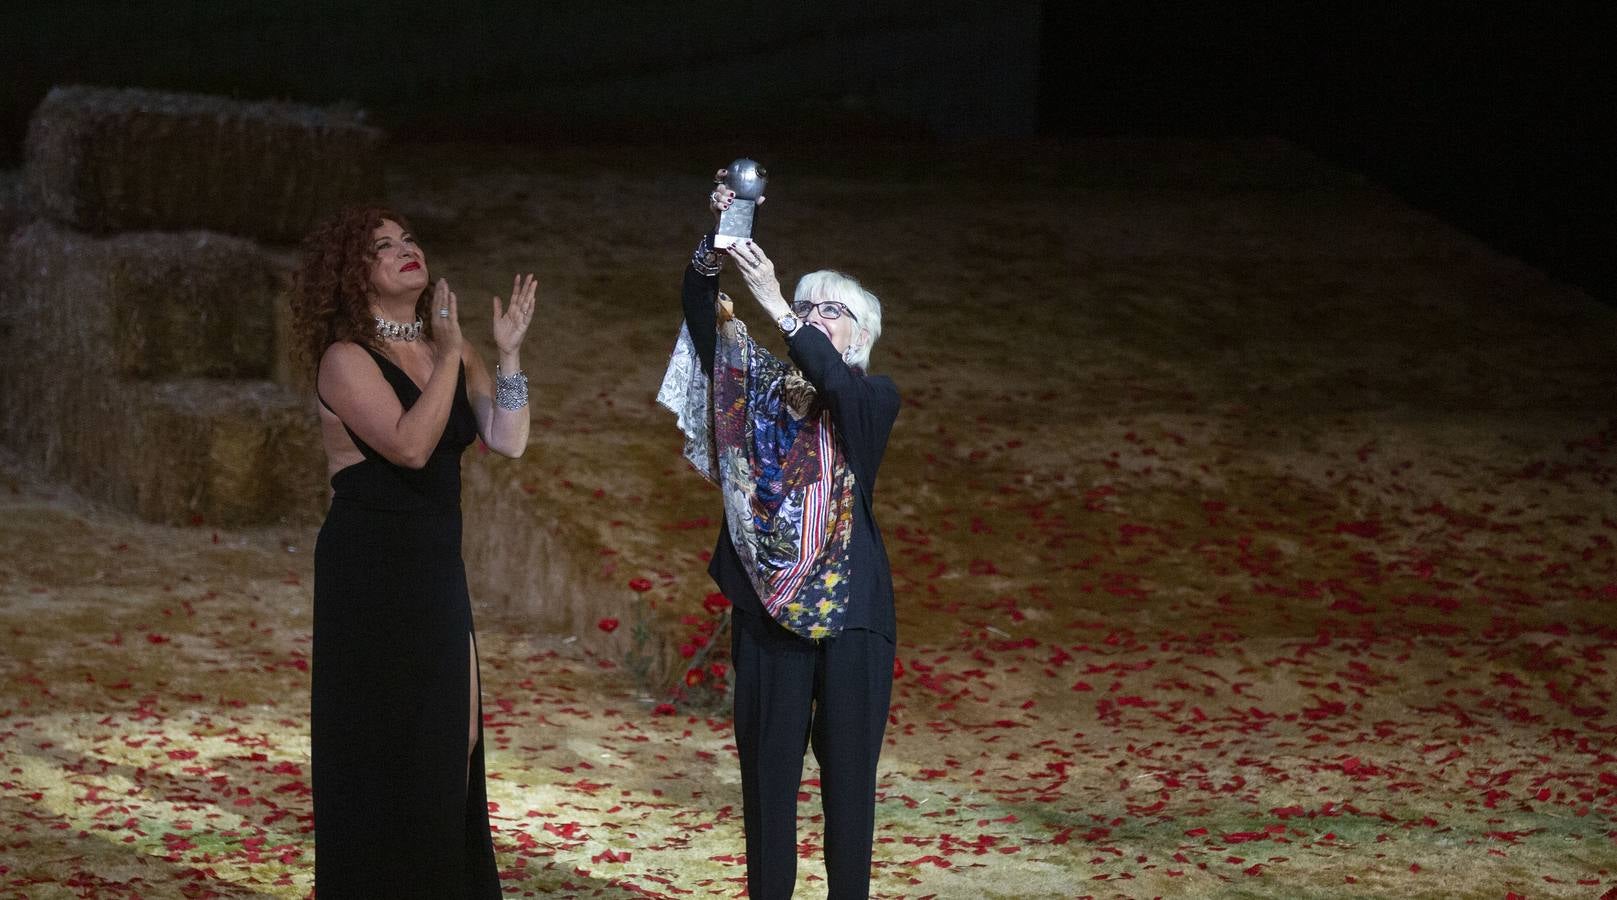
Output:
top-left (289, 205), bottom-right (433, 373)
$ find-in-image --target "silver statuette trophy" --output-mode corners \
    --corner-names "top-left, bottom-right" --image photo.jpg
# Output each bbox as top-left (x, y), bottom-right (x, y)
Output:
top-left (714, 157), bottom-right (768, 248)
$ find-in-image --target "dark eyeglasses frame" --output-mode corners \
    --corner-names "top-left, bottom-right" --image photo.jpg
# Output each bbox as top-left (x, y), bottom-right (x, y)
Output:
top-left (791, 300), bottom-right (858, 323)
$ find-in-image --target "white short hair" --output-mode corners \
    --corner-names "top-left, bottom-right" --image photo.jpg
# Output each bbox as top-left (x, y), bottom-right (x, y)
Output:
top-left (793, 269), bottom-right (883, 370)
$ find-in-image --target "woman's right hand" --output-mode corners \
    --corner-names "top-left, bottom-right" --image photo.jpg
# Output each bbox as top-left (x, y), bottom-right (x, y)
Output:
top-left (431, 278), bottom-right (462, 363)
top-left (708, 168), bottom-right (764, 221)
top-left (709, 169), bottom-right (733, 222)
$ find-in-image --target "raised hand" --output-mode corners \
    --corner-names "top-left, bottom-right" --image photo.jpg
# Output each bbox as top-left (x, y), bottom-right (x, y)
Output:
top-left (724, 240), bottom-right (787, 313)
top-left (431, 278), bottom-right (462, 362)
top-left (493, 273), bottom-right (538, 356)
top-left (709, 168), bottom-right (765, 220)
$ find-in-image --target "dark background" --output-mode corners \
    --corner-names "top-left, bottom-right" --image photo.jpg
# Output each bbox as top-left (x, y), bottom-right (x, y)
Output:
top-left (1039, 4), bottom-right (1614, 304)
top-left (6, 2), bottom-right (1612, 301)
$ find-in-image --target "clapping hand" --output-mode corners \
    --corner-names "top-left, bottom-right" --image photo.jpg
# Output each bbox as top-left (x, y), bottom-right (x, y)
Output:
top-left (493, 273), bottom-right (538, 355)
top-left (432, 278), bottom-right (462, 362)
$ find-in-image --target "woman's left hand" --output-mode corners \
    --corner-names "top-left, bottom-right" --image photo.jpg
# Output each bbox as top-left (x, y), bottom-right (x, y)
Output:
top-left (493, 273), bottom-right (538, 355)
top-left (725, 241), bottom-right (788, 314)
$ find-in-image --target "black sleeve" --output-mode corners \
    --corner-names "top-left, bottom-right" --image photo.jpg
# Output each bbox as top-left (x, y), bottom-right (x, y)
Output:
top-left (682, 263), bottom-right (720, 373)
top-left (787, 326), bottom-right (901, 490)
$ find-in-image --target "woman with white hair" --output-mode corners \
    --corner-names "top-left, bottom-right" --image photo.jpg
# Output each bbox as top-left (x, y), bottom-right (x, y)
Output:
top-left (658, 172), bottom-right (900, 898)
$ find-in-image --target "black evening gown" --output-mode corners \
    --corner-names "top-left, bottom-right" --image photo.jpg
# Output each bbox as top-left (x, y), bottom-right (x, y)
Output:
top-left (311, 346), bottom-right (501, 899)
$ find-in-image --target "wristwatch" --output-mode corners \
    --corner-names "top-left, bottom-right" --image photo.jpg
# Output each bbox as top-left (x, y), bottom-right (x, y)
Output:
top-left (777, 312), bottom-right (801, 336)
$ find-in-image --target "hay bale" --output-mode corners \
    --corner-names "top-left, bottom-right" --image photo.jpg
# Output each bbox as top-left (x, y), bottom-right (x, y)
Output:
top-left (133, 380), bottom-right (325, 525)
top-left (264, 245), bottom-right (315, 395)
top-left (104, 232), bottom-right (283, 379)
top-left (26, 85), bottom-right (384, 243)
top-left (1, 224), bottom-right (116, 470)
top-left (1, 221), bottom-right (323, 525)
top-left (5, 222), bottom-right (279, 379)
top-left (462, 457), bottom-right (600, 622)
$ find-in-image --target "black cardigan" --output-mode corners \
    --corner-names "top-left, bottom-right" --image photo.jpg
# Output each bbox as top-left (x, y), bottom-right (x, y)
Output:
top-left (681, 263), bottom-right (901, 640)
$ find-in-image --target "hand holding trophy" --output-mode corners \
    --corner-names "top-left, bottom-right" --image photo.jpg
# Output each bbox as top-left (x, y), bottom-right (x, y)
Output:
top-left (712, 158), bottom-right (768, 248)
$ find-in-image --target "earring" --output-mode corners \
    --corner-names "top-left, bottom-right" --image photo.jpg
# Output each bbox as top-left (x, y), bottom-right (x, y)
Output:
top-left (843, 347), bottom-right (856, 363)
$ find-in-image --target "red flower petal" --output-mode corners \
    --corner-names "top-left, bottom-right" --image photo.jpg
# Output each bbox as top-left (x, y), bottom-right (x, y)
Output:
top-left (591, 849), bottom-right (631, 864)
top-left (703, 591), bottom-right (731, 614)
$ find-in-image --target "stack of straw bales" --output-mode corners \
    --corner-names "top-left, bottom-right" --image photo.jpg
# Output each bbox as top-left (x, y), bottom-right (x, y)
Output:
top-left (27, 85), bottom-right (382, 242)
top-left (1, 86), bottom-right (385, 525)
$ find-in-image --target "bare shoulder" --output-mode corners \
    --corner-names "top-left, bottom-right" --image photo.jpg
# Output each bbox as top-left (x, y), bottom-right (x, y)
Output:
top-left (321, 341), bottom-right (374, 371)
top-left (319, 341), bottom-right (382, 390)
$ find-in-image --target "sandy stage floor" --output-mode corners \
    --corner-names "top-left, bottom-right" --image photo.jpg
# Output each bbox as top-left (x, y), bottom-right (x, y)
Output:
top-left (2, 138), bottom-right (1616, 898)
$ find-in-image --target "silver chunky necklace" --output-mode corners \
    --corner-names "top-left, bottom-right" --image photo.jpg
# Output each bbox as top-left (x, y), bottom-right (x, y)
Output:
top-left (375, 315), bottom-right (423, 342)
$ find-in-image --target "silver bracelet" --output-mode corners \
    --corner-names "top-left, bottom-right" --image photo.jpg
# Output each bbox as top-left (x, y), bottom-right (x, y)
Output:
top-left (691, 233), bottom-right (723, 276)
top-left (495, 366), bottom-right (529, 411)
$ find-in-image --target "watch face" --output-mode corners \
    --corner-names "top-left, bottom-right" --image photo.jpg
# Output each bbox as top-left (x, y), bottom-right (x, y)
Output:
top-left (780, 314), bottom-right (799, 332)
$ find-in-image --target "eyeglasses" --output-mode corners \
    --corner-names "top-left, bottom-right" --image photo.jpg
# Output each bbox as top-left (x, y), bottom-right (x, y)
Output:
top-left (792, 300), bottom-right (858, 323)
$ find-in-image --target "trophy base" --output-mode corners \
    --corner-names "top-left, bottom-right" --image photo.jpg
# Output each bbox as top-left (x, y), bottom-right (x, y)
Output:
top-left (714, 199), bottom-right (756, 249)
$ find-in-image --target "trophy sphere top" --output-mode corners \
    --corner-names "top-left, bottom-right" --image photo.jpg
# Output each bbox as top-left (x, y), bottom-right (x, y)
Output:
top-left (726, 158), bottom-right (768, 200)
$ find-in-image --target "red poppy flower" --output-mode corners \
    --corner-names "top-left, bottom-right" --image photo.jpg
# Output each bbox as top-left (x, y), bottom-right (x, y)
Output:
top-left (893, 657), bottom-right (905, 678)
top-left (708, 662), bottom-right (728, 679)
top-left (703, 592), bottom-right (731, 614)
top-left (628, 577), bottom-right (653, 592)
top-left (597, 618), bottom-right (620, 633)
top-left (685, 668), bottom-right (705, 686)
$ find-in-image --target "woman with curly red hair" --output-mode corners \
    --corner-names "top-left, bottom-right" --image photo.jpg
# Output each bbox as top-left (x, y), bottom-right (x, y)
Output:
top-left (290, 205), bottom-right (537, 898)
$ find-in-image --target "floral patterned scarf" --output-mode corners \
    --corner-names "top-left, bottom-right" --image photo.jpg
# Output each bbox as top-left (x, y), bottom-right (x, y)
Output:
top-left (658, 302), bottom-right (857, 640)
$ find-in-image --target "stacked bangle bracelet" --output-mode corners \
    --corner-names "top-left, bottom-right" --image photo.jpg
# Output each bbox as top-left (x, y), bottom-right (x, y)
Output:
top-left (691, 233), bottom-right (723, 276)
top-left (495, 365), bottom-right (529, 410)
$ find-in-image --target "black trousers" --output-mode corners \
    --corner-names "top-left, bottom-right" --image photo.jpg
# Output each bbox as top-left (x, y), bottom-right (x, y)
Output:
top-left (731, 612), bottom-right (896, 900)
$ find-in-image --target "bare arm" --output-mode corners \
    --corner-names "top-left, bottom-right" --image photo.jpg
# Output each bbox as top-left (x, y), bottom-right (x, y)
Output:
top-left (467, 273), bottom-right (538, 457)
top-left (318, 280), bottom-right (464, 470)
